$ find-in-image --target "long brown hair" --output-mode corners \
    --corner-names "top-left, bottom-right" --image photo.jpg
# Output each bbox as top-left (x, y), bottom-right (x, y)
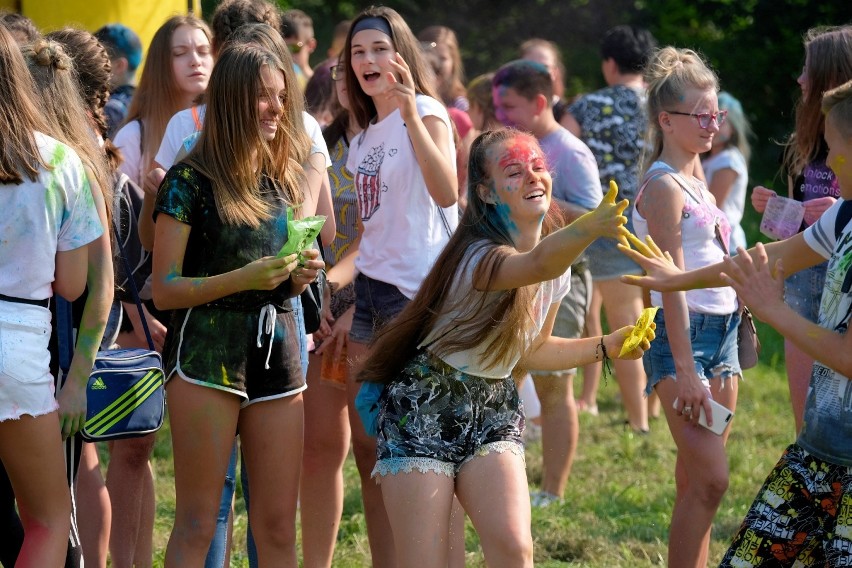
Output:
top-left (344, 6), bottom-right (441, 129)
top-left (359, 129), bottom-right (562, 384)
top-left (783, 26), bottom-right (852, 177)
top-left (642, 46), bottom-right (718, 174)
top-left (46, 27), bottom-right (122, 172)
top-left (186, 44), bottom-right (302, 227)
top-left (0, 25), bottom-right (48, 183)
top-left (22, 39), bottom-right (112, 216)
top-left (418, 25), bottom-right (466, 106)
top-left (124, 15), bottom-right (212, 166)
top-left (228, 23), bottom-right (311, 171)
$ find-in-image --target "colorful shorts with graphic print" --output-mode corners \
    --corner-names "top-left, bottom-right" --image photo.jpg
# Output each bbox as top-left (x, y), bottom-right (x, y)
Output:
top-left (720, 443), bottom-right (852, 567)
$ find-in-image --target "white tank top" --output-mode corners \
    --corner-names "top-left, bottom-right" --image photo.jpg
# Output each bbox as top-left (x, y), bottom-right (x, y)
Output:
top-left (632, 161), bottom-right (737, 314)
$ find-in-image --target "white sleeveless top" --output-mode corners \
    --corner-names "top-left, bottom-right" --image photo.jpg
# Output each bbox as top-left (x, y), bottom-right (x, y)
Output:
top-left (632, 161), bottom-right (737, 315)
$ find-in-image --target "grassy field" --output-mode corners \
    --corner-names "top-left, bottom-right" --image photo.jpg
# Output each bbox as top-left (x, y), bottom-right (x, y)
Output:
top-left (134, 320), bottom-right (793, 566)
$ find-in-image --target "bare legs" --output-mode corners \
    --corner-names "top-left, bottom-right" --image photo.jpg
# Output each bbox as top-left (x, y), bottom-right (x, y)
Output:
top-left (165, 377), bottom-right (304, 567)
top-left (106, 434), bottom-right (155, 568)
top-left (656, 375), bottom-right (739, 568)
top-left (530, 373), bottom-right (578, 498)
top-left (346, 340), bottom-right (397, 567)
top-left (301, 351), bottom-right (351, 568)
top-left (598, 279), bottom-right (648, 432)
top-left (0, 413), bottom-right (71, 567)
top-left (380, 451), bottom-right (532, 568)
top-left (577, 286), bottom-right (603, 415)
top-left (76, 442), bottom-right (110, 568)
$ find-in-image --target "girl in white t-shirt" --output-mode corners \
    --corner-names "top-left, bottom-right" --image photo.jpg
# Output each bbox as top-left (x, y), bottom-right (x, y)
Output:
top-left (357, 129), bottom-right (647, 567)
top-left (632, 47), bottom-right (740, 568)
top-left (336, 8), bottom-right (460, 565)
top-left (0, 26), bottom-right (103, 565)
top-left (702, 91), bottom-right (751, 251)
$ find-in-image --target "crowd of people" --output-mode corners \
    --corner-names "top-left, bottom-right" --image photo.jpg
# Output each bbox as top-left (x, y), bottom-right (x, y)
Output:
top-left (0, 1), bottom-right (850, 567)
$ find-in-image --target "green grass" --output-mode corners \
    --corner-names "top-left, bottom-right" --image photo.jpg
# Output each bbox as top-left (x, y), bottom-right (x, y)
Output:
top-left (136, 322), bottom-right (793, 566)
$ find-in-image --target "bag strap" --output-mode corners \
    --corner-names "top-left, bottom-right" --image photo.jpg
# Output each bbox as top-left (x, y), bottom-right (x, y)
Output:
top-left (111, 204), bottom-right (156, 352)
top-left (56, 297), bottom-right (75, 376)
top-left (191, 105), bottom-right (203, 131)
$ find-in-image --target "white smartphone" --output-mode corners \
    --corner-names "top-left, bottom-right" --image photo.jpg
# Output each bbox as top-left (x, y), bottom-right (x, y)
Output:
top-left (672, 398), bottom-right (734, 436)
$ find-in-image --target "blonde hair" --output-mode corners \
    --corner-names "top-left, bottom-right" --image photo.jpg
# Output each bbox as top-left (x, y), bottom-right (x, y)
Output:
top-left (823, 79), bottom-right (852, 140)
top-left (643, 46), bottom-right (718, 173)
top-left (0, 24), bottom-right (48, 183)
top-left (187, 44), bottom-right (303, 227)
top-left (23, 39), bottom-right (113, 217)
top-left (124, 15), bottom-right (212, 167)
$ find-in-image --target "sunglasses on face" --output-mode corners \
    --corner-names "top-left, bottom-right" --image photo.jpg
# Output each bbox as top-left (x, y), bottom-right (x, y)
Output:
top-left (331, 64), bottom-right (345, 81)
top-left (666, 109), bottom-right (728, 129)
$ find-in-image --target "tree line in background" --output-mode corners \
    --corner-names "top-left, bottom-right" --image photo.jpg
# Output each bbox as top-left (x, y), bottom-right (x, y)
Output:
top-left (202, 0), bottom-right (851, 187)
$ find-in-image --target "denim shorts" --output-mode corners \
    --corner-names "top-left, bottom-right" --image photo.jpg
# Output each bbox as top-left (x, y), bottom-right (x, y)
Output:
top-left (372, 351), bottom-right (525, 479)
top-left (529, 267), bottom-right (592, 378)
top-left (784, 262), bottom-right (826, 323)
top-left (349, 273), bottom-right (410, 344)
top-left (643, 308), bottom-right (741, 395)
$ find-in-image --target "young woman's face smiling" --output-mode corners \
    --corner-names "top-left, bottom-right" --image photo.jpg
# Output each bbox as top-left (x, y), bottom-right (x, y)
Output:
top-left (662, 87), bottom-right (720, 155)
top-left (257, 65), bottom-right (285, 141)
top-left (485, 136), bottom-right (552, 227)
top-left (350, 28), bottom-right (396, 96)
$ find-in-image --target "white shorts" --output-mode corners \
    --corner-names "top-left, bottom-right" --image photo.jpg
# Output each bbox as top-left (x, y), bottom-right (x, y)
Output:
top-left (0, 300), bottom-right (58, 421)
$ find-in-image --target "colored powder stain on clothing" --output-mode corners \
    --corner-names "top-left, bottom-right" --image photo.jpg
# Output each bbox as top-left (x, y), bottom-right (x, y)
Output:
top-left (220, 364), bottom-right (231, 386)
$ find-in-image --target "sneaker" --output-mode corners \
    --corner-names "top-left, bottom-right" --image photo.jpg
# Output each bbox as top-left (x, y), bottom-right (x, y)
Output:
top-left (530, 490), bottom-right (560, 508)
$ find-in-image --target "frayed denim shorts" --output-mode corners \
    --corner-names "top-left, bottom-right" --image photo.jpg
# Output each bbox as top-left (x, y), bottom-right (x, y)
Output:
top-left (372, 351), bottom-right (525, 479)
top-left (643, 308), bottom-right (741, 395)
top-left (784, 262), bottom-right (826, 324)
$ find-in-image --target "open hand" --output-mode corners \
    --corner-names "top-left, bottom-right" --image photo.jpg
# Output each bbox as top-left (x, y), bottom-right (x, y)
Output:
top-left (720, 242), bottom-right (784, 322)
top-left (575, 180), bottom-right (629, 243)
top-left (384, 52), bottom-right (417, 122)
top-left (617, 234), bottom-right (682, 292)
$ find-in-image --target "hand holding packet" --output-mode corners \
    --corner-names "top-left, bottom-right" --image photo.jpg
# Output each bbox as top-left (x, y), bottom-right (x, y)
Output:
top-left (760, 195), bottom-right (804, 240)
top-left (619, 306), bottom-right (659, 357)
top-left (277, 207), bottom-right (326, 263)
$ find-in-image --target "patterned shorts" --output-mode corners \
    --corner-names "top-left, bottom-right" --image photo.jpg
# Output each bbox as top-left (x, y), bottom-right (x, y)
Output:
top-left (720, 444), bottom-right (852, 567)
top-left (372, 351), bottom-right (525, 479)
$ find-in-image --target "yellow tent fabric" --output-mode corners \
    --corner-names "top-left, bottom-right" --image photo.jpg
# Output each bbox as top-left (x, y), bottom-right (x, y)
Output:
top-left (20, 0), bottom-right (201, 57)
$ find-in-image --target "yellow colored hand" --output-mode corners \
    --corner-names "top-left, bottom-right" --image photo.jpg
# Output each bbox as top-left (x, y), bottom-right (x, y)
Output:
top-left (619, 306), bottom-right (659, 357)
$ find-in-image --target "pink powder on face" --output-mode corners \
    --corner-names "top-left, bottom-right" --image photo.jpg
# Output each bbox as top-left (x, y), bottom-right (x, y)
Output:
top-left (498, 137), bottom-right (545, 171)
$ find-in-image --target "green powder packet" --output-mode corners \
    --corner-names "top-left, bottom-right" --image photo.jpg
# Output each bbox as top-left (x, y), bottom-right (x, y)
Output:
top-left (276, 208), bottom-right (326, 263)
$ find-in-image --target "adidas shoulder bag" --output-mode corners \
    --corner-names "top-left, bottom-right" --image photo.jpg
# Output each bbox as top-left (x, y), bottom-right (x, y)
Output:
top-left (77, 191), bottom-right (165, 441)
